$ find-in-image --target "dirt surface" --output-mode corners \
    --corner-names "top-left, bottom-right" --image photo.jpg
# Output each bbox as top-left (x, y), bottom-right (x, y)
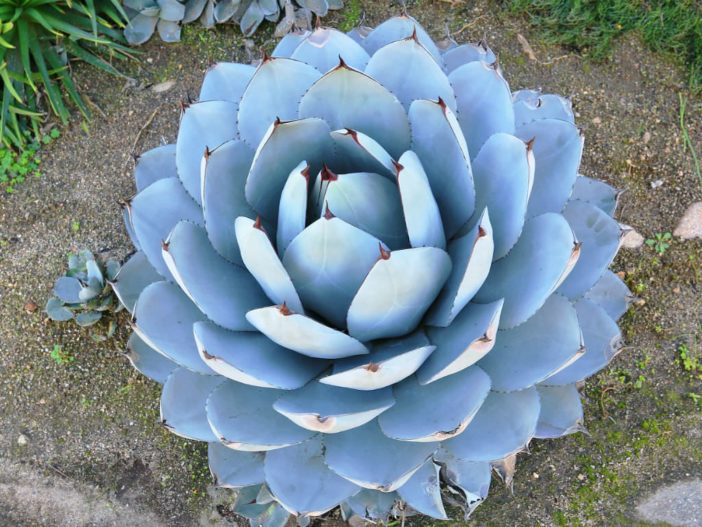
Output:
top-left (0, 1), bottom-right (700, 526)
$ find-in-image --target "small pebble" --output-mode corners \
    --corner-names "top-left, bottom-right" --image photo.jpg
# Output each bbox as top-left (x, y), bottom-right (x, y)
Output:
top-left (650, 179), bottom-right (664, 189)
top-left (17, 434), bottom-right (28, 446)
top-left (620, 225), bottom-right (644, 249)
top-left (643, 131), bottom-right (651, 143)
top-left (23, 302), bottom-right (38, 313)
top-left (673, 202), bottom-right (702, 240)
top-left (151, 80), bottom-right (176, 94)
top-left (592, 117), bottom-right (601, 124)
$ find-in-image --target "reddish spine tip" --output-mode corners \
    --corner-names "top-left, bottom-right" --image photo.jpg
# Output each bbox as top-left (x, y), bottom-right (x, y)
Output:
top-left (301, 164), bottom-right (310, 182)
top-left (366, 362), bottom-right (379, 373)
top-left (526, 137), bottom-right (535, 152)
top-left (179, 100), bottom-right (190, 112)
top-left (321, 164), bottom-right (338, 182)
top-left (253, 215), bottom-right (265, 231)
top-left (279, 302), bottom-right (292, 316)
top-left (437, 96), bottom-right (447, 109)
top-left (274, 116), bottom-right (282, 127)
top-left (161, 239), bottom-right (169, 251)
top-left (323, 202), bottom-right (335, 220)
top-left (411, 27), bottom-right (418, 41)
top-left (392, 160), bottom-right (404, 175)
top-left (338, 55), bottom-right (348, 69)
top-left (490, 59), bottom-right (499, 71)
top-left (262, 50), bottom-right (271, 62)
top-left (478, 226), bottom-right (487, 238)
top-left (204, 146), bottom-right (211, 160)
top-left (378, 243), bottom-right (391, 260)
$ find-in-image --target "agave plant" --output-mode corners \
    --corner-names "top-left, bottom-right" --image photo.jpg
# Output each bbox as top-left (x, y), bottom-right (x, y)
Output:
top-left (47, 250), bottom-right (121, 336)
top-left (123, 0), bottom-right (343, 44)
top-left (114, 12), bottom-right (632, 525)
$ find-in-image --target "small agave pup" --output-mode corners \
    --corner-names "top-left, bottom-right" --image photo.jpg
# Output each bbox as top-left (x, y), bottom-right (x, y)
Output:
top-left (114, 12), bottom-right (632, 525)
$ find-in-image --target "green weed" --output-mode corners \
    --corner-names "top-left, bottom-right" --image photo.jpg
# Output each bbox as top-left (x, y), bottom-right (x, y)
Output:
top-left (339, 0), bottom-right (362, 33)
top-left (508, 0), bottom-right (702, 92)
top-left (679, 93), bottom-right (701, 187)
top-left (645, 232), bottom-right (671, 255)
top-left (50, 344), bottom-right (74, 365)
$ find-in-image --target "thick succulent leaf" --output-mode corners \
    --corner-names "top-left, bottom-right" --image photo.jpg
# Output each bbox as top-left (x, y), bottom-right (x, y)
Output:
top-left (365, 38), bottom-right (456, 112)
top-left (296, 0), bottom-right (329, 16)
top-left (244, 502), bottom-right (290, 527)
top-left (53, 276), bottom-right (82, 304)
top-left (163, 221), bottom-right (269, 331)
top-left (378, 367), bottom-right (490, 442)
top-left (273, 30), bottom-right (311, 57)
top-left (320, 331), bottom-right (435, 391)
top-left (397, 460), bottom-right (447, 520)
top-left (238, 58), bottom-right (321, 147)
top-left (161, 367), bottom-right (222, 441)
top-left (200, 62), bottom-right (256, 103)
top-left (425, 209), bottom-right (493, 327)
top-left (321, 172), bottom-right (408, 250)
top-left (235, 217), bottom-right (304, 313)
top-left (265, 437), bottom-right (360, 516)
top-left (361, 14), bottom-right (442, 66)
top-left (176, 101), bottom-right (238, 204)
top-left (324, 421), bottom-right (437, 491)
top-left (449, 61), bottom-right (515, 158)
top-left (298, 64), bottom-right (410, 159)
top-left (347, 247), bottom-right (452, 341)
top-left (534, 384), bottom-right (584, 439)
top-left (470, 132), bottom-right (533, 259)
top-left (277, 161), bottom-right (309, 257)
top-left (273, 382), bottom-right (395, 433)
top-left (557, 200), bottom-right (621, 299)
top-left (193, 321), bottom-right (326, 389)
top-left (328, 129), bottom-right (395, 178)
top-left (233, 485), bottom-right (268, 518)
top-left (245, 118), bottom-right (333, 221)
top-left (125, 333), bottom-right (177, 384)
top-left (75, 311), bottom-right (102, 326)
top-left (570, 175), bottom-right (618, 216)
top-left (157, 0), bottom-right (185, 21)
top-left (206, 380), bottom-right (316, 451)
top-left (282, 216), bottom-right (384, 328)
top-left (443, 387), bottom-right (540, 462)
top-left (583, 270), bottom-right (632, 321)
top-left (209, 442), bottom-right (265, 488)
top-left (543, 298), bottom-right (622, 385)
top-left (442, 42), bottom-right (496, 73)
top-left (135, 144), bottom-right (176, 192)
top-left (201, 139), bottom-right (256, 266)
top-left (246, 306), bottom-right (369, 359)
top-left (122, 205), bottom-right (141, 252)
top-left (408, 98), bottom-right (475, 237)
top-left (344, 490), bottom-right (398, 521)
top-left (474, 213), bottom-right (579, 329)
top-left (157, 19), bottom-right (181, 42)
top-left (478, 294), bottom-right (584, 391)
top-left (110, 251), bottom-right (161, 313)
top-left (433, 448), bottom-right (491, 511)
top-left (515, 119), bottom-right (583, 217)
top-left (240, 1), bottom-right (264, 35)
top-left (512, 90), bottom-right (574, 127)
top-left (129, 177), bottom-right (203, 279)
top-left (183, 0), bottom-right (207, 23)
top-left (134, 281), bottom-right (211, 373)
top-left (396, 151), bottom-right (446, 249)
top-left (46, 298), bottom-right (73, 321)
top-left (418, 300), bottom-right (503, 385)
top-left (290, 27), bottom-right (370, 73)
top-left (124, 13), bottom-right (157, 45)
top-left (212, 0), bottom-right (236, 22)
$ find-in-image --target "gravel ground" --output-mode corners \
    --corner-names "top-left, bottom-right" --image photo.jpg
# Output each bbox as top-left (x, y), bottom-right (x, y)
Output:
top-left (0, 1), bottom-right (700, 526)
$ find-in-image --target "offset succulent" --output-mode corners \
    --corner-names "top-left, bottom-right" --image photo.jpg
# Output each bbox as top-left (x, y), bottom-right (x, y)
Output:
top-left (115, 13), bottom-right (632, 525)
top-left (123, 0), bottom-right (343, 44)
top-left (47, 250), bottom-right (121, 334)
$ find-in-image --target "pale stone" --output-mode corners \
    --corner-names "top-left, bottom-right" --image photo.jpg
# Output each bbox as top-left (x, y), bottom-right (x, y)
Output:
top-left (636, 479), bottom-right (702, 527)
top-left (619, 224), bottom-right (644, 249)
top-left (674, 202), bottom-right (702, 240)
top-left (151, 80), bottom-right (176, 93)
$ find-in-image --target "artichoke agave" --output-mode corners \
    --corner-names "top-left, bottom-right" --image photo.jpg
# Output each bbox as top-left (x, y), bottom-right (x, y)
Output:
top-left (123, 0), bottom-right (343, 44)
top-left (115, 13), bottom-right (632, 524)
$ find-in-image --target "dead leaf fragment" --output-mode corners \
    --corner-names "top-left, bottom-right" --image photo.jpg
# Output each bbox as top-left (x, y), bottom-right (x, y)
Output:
top-left (517, 33), bottom-right (538, 61)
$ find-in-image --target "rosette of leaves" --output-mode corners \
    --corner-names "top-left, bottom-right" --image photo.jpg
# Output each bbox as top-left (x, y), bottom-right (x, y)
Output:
top-left (123, 0), bottom-right (343, 43)
top-left (0, 0), bottom-right (130, 149)
top-left (115, 13), bottom-right (633, 525)
top-left (47, 250), bottom-right (121, 334)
